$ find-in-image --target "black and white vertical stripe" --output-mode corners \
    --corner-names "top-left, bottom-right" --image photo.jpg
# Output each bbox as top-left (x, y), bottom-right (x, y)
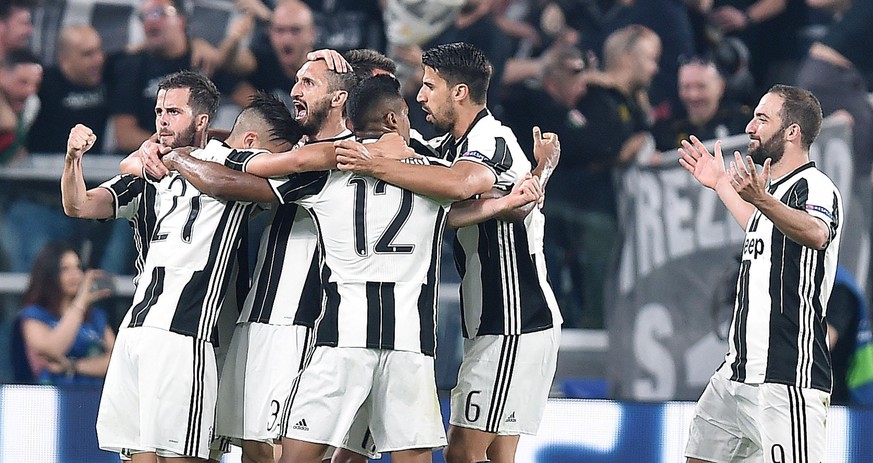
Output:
top-left (786, 385), bottom-right (809, 463)
top-left (128, 266), bottom-right (165, 328)
top-left (497, 222), bottom-right (522, 334)
top-left (193, 202), bottom-right (252, 341)
top-left (184, 338), bottom-right (208, 456)
top-left (485, 335), bottom-right (519, 433)
top-left (795, 246), bottom-right (818, 389)
top-left (720, 162), bottom-right (840, 393)
top-left (279, 326), bottom-right (316, 436)
top-left (366, 282), bottom-right (396, 350)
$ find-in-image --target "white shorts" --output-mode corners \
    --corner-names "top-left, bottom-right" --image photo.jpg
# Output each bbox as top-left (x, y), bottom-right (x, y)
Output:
top-left (215, 322), bottom-right (312, 443)
top-left (97, 327), bottom-right (218, 459)
top-left (282, 346), bottom-right (447, 453)
top-left (449, 328), bottom-right (560, 435)
top-left (685, 372), bottom-right (830, 463)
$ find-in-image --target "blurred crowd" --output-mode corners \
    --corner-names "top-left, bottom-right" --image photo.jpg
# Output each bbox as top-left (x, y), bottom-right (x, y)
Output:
top-left (1, 0), bottom-right (872, 330)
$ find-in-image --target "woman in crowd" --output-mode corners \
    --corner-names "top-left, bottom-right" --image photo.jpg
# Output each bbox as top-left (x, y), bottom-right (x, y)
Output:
top-left (16, 241), bottom-right (114, 385)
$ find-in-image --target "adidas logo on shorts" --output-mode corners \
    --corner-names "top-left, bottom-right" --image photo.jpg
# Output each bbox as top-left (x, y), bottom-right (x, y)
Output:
top-left (292, 419), bottom-right (309, 431)
top-left (505, 412), bottom-right (517, 423)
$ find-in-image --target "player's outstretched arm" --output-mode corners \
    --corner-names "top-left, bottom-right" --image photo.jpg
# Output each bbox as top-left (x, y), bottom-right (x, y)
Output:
top-left (336, 139), bottom-right (495, 202)
top-left (162, 150), bottom-right (277, 203)
top-left (246, 134), bottom-right (413, 178)
top-left (244, 141), bottom-right (335, 177)
top-left (447, 174), bottom-right (542, 228)
top-left (61, 124), bottom-right (116, 219)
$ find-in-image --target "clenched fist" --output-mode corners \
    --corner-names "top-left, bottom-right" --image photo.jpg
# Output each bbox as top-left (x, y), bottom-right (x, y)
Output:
top-left (66, 124), bottom-right (97, 160)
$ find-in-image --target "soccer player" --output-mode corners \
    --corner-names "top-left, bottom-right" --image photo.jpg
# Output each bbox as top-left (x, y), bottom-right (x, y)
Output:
top-left (216, 56), bottom-right (365, 463)
top-left (95, 72), bottom-right (304, 463)
top-left (335, 43), bottom-right (561, 463)
top-left (273, 72), bottom-right (449, 463)
top-left (61, 64), bottom-right (223, 282)
top-left (678, 85), bottom-right (842, 463)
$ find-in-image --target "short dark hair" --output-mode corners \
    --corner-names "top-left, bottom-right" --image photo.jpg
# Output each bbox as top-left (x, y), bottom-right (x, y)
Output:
top-left (421, 42), bottom-right (492, 104)
top-left (158, 70), bottom-right (220, 120)
top-left (769, 84), bottom-right (823, 150)
top-left (344, 49), bottom-right (397, 79)
top-left (2, 48), bottom-right (41, 69)
top-left (346, 74), bottom-right (403, 132)
top-left (322, 62), bottom-right (359, 94)
top-left (236, 91), bottom-right (304, 146)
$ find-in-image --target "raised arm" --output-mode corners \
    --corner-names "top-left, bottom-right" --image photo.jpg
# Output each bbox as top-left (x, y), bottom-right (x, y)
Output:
top-left (244, 141), bottom-right (334, 177)
top-left (61, 124), bottom-right (116, 219)
top-left (679, 136), bottom-right (755, 227)
top-left (161, 149), bottom-right (277, 203)
top-left (215, 14), bottom-right (257, 76)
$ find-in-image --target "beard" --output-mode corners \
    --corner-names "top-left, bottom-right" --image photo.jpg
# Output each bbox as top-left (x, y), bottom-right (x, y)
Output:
top-left (166, 121), bottom-right (198, 148)
top-left (427, 99), bottom-right (456, 135)
top-left (301, 95), bottom-right (332, 137)
top-left (749, 132), bottom-right (785, 166)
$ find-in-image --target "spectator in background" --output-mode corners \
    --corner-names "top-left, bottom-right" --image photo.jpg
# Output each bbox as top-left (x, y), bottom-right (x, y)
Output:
top-left (234, 0), bottom-right (276, 54)
top-left (796, 0), bottom-right (873, 178)
top-left (503, 45), bottom-right (592, 327)
top-left (426, 0), bottom-right (513, 108)
top-left (27, 24), bottom-right (139, 277)
top-left (564, 25), bottom-right (659, 326)
top-left (708, 0), bottom-right (808, 97)
top-left (108, 0), bottom-right (234, 153)
top-left (0, 51), bottom-right (85, 276)
top-left (15, 241), bottom-right (115, 386)
top-left (0, 49), bottom-right (41, 165)
top-left (28, 24), bottom-right (109, 154)
top-left (0, 1), bottom-right (33, 61)
top-left (304, 0), bottom-right (386, 53)
top-left (230, 0), bottom-right (316, 109)
top-left (607, 0), bottom-right (699, 124)
top-left (653, 56), bottom-right (750, 151)
top-left (497, 1), bottom-right (583, 89)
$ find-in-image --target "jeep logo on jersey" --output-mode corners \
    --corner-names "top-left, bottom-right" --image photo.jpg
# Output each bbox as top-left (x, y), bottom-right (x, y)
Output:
top-left (743, 237), bottom-right (765, 258)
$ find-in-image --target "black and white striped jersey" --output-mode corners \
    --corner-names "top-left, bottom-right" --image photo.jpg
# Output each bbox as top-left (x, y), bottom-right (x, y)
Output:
top-left (231, 132), bottom-right (353, 327)
top-left (276, 151), bottom-right (451, 356)
top-left (98, 174), bottom-right (158, 283)
top-left (717, 162), bottom-right (843, 393)
top-left (120, 139), bottom-right (260, 342)
top-left (437, 109), bottom-right (562, 338)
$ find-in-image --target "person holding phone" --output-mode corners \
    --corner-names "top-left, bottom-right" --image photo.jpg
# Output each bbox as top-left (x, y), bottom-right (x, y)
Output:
top-left (14, 240), bottom-right (115, 385)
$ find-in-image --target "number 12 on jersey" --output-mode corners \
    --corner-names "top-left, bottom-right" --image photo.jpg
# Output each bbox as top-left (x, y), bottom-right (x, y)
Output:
top-left (347, 176), bottom-right (415, 256)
